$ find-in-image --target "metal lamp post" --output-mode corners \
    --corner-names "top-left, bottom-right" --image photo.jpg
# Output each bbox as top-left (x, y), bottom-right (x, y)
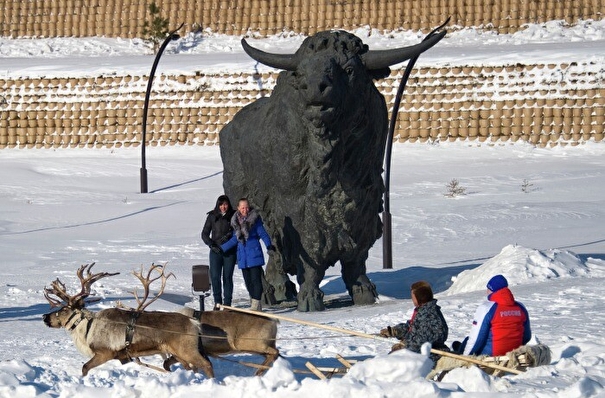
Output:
top-left (382, 19), bottom-right (449, 269)
top-left (140, 24), bottom-right (183, 194)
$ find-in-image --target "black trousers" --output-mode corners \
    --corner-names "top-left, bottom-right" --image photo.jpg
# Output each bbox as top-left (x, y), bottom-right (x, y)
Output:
top-left (209, 249), bottom-right (236, 305)
top-left (241, 266), bottom-right (263, 300)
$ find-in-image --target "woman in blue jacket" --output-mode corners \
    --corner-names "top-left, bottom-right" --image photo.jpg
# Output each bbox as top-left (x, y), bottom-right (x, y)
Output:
top-left (220, 198), bottom-right (274, 311)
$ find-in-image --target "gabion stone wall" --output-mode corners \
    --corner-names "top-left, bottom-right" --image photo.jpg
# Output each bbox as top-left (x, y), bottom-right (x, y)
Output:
top-left (0, 61), bottom-right (603, 149)
top-left (0, 0), bottom-right (602, 38)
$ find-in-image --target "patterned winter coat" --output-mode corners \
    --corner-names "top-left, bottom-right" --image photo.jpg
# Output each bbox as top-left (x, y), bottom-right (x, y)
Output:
top-left (391, 299), bottom-right (449, 359)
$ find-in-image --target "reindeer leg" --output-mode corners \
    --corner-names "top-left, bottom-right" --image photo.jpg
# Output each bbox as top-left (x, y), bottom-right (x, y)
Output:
top-left (82, 350), bottom-right (115, 376)
top-left (163, 355), bottom-right (192, 371)
top-left (186, 354), bottom-right (214, 378)
top-left (254, 350), bottom-right (280, 376)
top-left (202, 363), bottom-right (215, 379)
top-left (162, 355), bottom-right (179, 371)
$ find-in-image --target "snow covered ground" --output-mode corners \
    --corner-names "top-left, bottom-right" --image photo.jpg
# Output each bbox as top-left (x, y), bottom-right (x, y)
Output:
top-left (1, 20), bottom-right (605, 397)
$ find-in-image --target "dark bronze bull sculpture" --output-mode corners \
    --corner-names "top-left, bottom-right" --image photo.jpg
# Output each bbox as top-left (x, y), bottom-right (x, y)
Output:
top-left (220, 29), bottom-right (446, 311)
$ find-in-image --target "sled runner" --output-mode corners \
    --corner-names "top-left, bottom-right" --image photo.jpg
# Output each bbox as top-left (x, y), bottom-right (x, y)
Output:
top-left (428, 344), bottom-right (552, 380)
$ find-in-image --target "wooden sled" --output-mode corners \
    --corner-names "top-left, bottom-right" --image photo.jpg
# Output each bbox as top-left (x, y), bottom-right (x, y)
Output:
top-left (305, 355), bottom-right (356, 379)
top-left (428, 344), bottom-right (552, 380)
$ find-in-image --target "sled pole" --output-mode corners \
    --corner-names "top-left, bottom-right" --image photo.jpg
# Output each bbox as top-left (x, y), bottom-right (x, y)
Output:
top-left (218, 305), bottom-right (392, 343)
top-left (133, 357), bottom-right (170, 373)
top-left (430, 348), bottom-right (523, 375)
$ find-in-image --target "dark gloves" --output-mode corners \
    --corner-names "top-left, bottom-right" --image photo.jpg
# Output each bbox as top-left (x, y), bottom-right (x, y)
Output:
top-left (379, 326), bottom-right (394, 338)
top-left (267, 245), bottom-right (276, 252)
top-left (389, 342), bottom-right (406, 353)
top-left (209, 243), bottom-right (223, 254)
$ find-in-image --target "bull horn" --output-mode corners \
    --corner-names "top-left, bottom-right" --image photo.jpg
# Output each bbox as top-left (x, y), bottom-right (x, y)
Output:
top-left (241, 38), bottom-right (298, 71)
top-left (361, 29), bottom-right (447, 71)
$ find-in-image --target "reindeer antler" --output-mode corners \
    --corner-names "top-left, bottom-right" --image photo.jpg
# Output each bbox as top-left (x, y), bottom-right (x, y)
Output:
top-left (43, 263), bottom-right (120, 308)
top-left (44, 279), bottom-right (71, 308)
top-left (131, 263), bottom-right (175, 312)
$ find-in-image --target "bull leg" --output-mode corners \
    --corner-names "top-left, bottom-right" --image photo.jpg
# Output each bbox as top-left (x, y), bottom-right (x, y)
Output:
top-left (265, 254), bottom-right (297, 302)
top-left (82, 350), bottom-right (116, 376)
top-left (296, 261), bottom-right (325, 312)
top-left (341, 254), bottom-right (378, 305)
top-left (265, 224), bottom-right (299, 302)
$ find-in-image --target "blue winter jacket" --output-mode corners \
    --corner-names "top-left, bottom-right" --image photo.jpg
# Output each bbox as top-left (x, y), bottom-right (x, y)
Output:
top-left (220, 208), bottom-right (272, 269)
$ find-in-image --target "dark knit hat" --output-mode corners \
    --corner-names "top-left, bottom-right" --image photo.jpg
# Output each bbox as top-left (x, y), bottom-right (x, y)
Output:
top-left (486, 275), bottom-right (508, 292)
top-left (411, 281), bottom-right (433, 305)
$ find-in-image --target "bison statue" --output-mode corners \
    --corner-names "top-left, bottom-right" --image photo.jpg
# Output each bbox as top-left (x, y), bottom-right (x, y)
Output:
top-left (219, 30), bottom-right (446, 311)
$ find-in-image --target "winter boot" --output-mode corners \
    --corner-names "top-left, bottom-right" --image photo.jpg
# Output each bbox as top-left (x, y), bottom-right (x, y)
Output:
top-left (250, 298), bottom-right (262, 311)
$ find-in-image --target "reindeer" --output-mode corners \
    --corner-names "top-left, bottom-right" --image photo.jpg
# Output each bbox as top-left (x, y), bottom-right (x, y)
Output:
top-left (123, 265), bottom-right (279, 375)
top-left (165, 306), bottom-right (280, 375)
top-left (42, 263), bottom-right (214, 377)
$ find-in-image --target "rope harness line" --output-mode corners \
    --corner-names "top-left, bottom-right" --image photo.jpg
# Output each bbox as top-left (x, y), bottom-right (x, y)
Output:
top-left (133, 357), bottom-right (170, 373)
top-left (219, 305), bottom-right (394, 343)
top-left (93, 314), bottom-right (383, 342)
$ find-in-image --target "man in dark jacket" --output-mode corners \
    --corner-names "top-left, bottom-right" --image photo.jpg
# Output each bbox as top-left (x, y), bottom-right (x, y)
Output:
top-left (201, 195), bottom-right (236, 306)
top-left (380, 281), bottom-right (449, 362)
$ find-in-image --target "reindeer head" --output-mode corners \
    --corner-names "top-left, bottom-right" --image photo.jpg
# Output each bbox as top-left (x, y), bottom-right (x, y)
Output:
top-left (42, 263), bottom-right (119, 328)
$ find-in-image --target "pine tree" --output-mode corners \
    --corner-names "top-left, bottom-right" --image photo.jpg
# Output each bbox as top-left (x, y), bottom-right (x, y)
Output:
top-left (141, 2), bottom-right (170, 54)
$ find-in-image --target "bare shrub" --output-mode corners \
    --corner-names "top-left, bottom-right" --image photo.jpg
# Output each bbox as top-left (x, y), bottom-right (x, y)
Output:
top-left (444, 179), bottom-right (467, 198)
top-left (521, 179), bottom-right (534, 193)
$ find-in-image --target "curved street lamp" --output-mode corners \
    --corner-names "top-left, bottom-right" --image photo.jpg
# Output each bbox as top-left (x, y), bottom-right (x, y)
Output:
top-left (382, 18), bottom-right (449, 269)
top-left (140, 23), bottom-right (184, 193)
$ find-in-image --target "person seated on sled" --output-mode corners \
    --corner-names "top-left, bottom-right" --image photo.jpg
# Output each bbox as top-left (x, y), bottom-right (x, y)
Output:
top-left (380, 281), bottom-right (449, 361)
top-left (455, 274), bottom-right (531, 357)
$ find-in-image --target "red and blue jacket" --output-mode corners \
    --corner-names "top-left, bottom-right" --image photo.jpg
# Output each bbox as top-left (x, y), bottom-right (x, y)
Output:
top-left (463, 287), bottom-right (531, 356)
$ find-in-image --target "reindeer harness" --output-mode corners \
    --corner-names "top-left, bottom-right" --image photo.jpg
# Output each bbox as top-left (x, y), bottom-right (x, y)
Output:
top-left (123, 310), bottom-right (142, 359)
top-left (65, 309), bottom-right (94, 336)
